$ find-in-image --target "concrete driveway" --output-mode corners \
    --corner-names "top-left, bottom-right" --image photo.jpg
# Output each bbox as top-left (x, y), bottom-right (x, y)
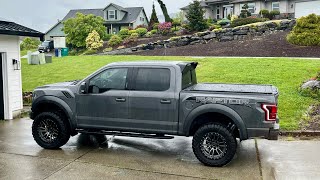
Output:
top-left (0, 118), bottom-right (319, 180)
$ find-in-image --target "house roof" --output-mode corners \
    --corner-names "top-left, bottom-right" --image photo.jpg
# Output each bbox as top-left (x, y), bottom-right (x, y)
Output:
top-left (45, 21), bottom-right (62, 34)
top-left (0, 19), bottom-right (44, 38)
top-left (62, 6), bottom-right (147, 24)
top-left (181, 1), bottom-right (208, 10)
top-left (103, 3), bottom-right (127, 12)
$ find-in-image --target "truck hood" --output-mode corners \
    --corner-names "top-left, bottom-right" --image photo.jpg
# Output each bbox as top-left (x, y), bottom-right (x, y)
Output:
top-left (187, 83), bottom-right (278, 95)
top-left (36, 81), bottom-right (79, 89)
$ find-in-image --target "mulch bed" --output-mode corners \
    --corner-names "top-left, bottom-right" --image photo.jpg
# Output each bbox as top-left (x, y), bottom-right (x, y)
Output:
top-left (133, 31), bottom-right (320, 57)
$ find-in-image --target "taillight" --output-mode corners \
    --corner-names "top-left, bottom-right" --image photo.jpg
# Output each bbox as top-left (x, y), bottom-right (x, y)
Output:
top-left (261, 104), bottom-right (277, 121)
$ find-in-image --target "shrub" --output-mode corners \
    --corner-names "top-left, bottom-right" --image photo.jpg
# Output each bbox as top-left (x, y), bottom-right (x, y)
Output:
top-left (145, 32), bottom-right (153, 38)
top-left (135, 28), bottom-right (148, 37)
top-left (108, 35), bottom-right (122, 47)
top-left (172, 18), bottom-right (182, 30)
top-left (231, 17), bottom-right (268, 27)
top-left (128, 30), bottom-right (137, 35)
top-left (217, 19), bottom-right (231, 26)
top-left (119, 28), bottom-right (130, 39)
top-left (209, 24), bottom-right (222, 31)
top-left (150, 29), bottom-right (157, 34)
top-left (130, 33), bottom-right (139, 39)
top-left (103, 47), bottom-right (113, 53)
top-left (158, 22), bottom-right (172, 35)
top-left (153, 23), bottom-right (159, 30)
top-left (135, 24), bottom-right (148, 29)
top-left (123, 35), bottom-right (138, 46)
top-left (240, 4), bottom-right (251, 18)
top-left (20, 37), bottom-right (40, 50)
top-left (102, 34), bottom-right (113, 41)
top-left (81, 49), bottom-right (97, 55)
top-left (270, 10), bottom-right (280, 19)
top-left (259, 9), bottom-right (270, 18)
top-left (287, 14), bottom-right (320, 46)
top-left (231, 15), bottom-right (238, 22)
top-left (85, 30), bottom-right (103, 50)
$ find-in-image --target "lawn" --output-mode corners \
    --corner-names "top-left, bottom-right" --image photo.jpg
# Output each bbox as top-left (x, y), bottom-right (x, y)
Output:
top-left (21, 56), bottom-right (320, 130)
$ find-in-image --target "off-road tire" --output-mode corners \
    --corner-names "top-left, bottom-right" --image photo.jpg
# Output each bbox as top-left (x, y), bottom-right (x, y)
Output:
top-left (32, 112), bottom-right (70, 149)
top-left (192, 123), bottom-right (237, 167)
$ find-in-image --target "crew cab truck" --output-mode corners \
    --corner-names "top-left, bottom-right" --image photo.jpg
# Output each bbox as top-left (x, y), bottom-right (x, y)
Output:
top-left (30, 61), bottom-right (280, 167)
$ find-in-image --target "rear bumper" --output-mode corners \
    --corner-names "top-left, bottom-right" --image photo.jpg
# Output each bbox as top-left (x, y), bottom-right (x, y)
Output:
top-left (247, 123), bottom-right (280, 140)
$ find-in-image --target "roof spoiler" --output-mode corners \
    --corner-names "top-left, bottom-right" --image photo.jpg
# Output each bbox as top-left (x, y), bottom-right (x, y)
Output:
top-left (179, 62), bottom-right (198, 73)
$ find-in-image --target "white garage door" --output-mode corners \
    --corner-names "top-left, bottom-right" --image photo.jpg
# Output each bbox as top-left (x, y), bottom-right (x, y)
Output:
top-left (295, 1), bottom-right (320, 18)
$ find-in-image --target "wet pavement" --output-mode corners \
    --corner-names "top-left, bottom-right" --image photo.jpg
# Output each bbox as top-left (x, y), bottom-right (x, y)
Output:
top-left (0, 118), bottom-right (319, 180)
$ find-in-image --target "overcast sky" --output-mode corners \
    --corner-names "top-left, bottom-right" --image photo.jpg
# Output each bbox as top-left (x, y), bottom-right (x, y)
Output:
top-left (0, 0), bottom-right (193, 33)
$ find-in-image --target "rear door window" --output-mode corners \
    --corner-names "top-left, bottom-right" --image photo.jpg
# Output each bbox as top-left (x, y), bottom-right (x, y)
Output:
top-left (134, 68), bottom-right (170, 91)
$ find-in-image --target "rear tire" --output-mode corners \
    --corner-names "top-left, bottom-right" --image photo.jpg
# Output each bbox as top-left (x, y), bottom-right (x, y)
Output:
top-left (192, 123), bottom-right (237, 167)
top-left (32, 112), bottom-right (70, 149)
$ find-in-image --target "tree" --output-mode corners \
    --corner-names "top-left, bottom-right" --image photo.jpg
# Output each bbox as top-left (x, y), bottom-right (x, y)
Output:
top-left (149, 2), bottom-right (159, 28)
top-left (157, 0), bottom-right (172, 22)
top-left (63, 13), bottom-right (106, 48)
top-left (20, 37), bottom-right (41, 50)
top-left (186, 1), bottom-right (208, 31)
top-left (85, 30), bottom-right (103, 50)
top-left (240, 4), bottom-right (251, 18)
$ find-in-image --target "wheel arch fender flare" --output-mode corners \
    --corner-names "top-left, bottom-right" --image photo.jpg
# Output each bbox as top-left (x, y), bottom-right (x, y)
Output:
top-left (32, 96), bottom-right (77, 135)
top-left (183, 104), bottom-right (248, 140)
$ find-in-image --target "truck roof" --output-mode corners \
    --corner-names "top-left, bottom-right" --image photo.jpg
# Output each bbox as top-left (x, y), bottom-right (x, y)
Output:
top-left (108, 61), bottom-right (198, 72)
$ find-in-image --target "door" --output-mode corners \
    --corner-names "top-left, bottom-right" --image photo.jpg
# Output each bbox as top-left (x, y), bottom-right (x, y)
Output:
top-left (128, 67), bottom-right (178, 134)
top-left (0, 54), bottom-right (3, 120)
top-left (76, 67), bottom-right (130, 129)
top-left (295, 1), bottom-right (320, 18)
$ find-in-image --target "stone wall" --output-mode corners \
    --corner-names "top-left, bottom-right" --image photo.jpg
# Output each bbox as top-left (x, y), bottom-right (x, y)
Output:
top-left (100, 19), bottom-right (296, 55)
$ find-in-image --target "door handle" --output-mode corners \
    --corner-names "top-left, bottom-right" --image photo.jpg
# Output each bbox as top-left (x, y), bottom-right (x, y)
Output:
top-left (160, 99), bottom-right (171, 104)
top-left (115, 98), bottom-right (126, 102)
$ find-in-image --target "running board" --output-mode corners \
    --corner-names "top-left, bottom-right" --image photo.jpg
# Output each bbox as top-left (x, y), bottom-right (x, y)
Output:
top-left (78, 130), bottom-right (174, 139)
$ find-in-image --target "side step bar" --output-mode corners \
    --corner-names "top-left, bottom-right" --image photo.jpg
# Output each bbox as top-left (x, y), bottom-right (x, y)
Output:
top-left (78, 130), bottom-right (174, 139)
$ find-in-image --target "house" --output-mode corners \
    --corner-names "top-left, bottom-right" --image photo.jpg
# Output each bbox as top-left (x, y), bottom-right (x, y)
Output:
top-left (45, 3), bottom-right (149, 40)
top-left (0, 18), bottom-right (44, 120)
top-left (181, 0), bottom-right (320, 20)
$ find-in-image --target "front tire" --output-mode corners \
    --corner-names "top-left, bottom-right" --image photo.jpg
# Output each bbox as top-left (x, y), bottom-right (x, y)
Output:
top-left (192, 124), bottom-right (237, 167)
top-left (32, 112), bottom-right (70, 149)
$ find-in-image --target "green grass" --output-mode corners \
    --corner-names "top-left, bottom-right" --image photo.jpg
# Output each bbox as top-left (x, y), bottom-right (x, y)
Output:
top-left (21, 56), bottom-right (320, 130)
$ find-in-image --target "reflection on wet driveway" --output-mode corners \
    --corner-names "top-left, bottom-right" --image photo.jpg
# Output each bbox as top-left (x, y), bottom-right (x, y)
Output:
top-left (0, 118), bottom-right (261, 179)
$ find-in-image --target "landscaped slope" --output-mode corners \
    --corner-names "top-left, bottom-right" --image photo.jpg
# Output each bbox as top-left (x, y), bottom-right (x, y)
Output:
top-left (21, 56), bottom-right (320, 130)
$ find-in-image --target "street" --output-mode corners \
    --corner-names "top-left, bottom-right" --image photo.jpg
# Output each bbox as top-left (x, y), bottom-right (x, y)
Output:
top-left (0, 118), bottom-right (319, 180)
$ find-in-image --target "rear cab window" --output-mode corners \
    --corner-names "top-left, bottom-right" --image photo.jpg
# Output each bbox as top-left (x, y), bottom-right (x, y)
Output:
top-left (133, 68), bottom-right (171, 91)
top-left (182, 67), bottom-right (197, 89)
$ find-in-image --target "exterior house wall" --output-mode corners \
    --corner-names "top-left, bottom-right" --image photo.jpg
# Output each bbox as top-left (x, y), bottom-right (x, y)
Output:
top-left (132, 10), bottom-right (148, 28)
top-left (0, 35), bottom-right (23, 119)
top-left (45, 22), bottom-right (65, 40)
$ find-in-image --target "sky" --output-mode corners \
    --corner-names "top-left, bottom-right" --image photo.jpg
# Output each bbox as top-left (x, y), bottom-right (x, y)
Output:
top-left (0, 0), bottom-right (193, 33)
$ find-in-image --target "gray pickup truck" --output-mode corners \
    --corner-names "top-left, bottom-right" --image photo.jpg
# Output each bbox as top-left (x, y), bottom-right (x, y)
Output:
top-left (30, 61), bottom-right (279, 167)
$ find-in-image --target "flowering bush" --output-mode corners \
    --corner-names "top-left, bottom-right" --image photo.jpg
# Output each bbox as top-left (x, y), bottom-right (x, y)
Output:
top-left (85, 30), bottom-right (103, 50)
top-left (158, 22), bottom-right (172, 35)
top-left (108, 35), bottom-right (122, 47)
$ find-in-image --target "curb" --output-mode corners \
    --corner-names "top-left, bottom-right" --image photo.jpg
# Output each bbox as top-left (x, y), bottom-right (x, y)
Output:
top-left (280, 131), bottom-right (320, 137)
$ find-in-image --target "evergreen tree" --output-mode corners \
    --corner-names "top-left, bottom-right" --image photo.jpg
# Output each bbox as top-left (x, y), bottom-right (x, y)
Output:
top-left (240, 4), bottom-right (251, 18)
top-left (186, 0), bottom-right (208, 31)
top-left (157, 0), bottom-right (172, 22)
top-left (149, 3), bottom-right (159, 27)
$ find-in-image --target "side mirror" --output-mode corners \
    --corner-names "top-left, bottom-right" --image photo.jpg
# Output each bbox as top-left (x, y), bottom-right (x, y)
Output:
top-left (80, 82), bottom-right (87, 94)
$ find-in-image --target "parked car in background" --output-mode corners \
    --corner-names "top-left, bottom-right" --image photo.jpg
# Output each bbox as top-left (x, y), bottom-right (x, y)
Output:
top-left (38, 40), bottom-right (54, 53)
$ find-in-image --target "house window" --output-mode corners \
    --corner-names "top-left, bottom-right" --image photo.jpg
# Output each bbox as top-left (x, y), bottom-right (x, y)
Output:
top-left (216, 6), bottom-right (220, 19)
top-left (272, 2), bottom-right (280, 12)
top-left (241, 3), bottom-right (255, 14)
top-left (109, 10), bottom-right (115, 19)
top-left (140, 17), bottom-right (144, 22)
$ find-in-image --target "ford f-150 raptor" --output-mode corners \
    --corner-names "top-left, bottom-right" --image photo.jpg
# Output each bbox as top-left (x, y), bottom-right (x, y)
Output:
top-left (30, 61), bottom-right (279, 166)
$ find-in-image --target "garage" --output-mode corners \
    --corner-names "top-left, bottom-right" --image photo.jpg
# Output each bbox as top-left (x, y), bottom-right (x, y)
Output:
top-left (0, 18), bottom-right (43, 120)
top-left (295, 0), bottom-right (320, 18)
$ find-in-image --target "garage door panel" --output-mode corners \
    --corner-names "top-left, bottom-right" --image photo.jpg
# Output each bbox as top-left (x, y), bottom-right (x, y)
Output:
top-left (295, 1), bottom-right (320, 18)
